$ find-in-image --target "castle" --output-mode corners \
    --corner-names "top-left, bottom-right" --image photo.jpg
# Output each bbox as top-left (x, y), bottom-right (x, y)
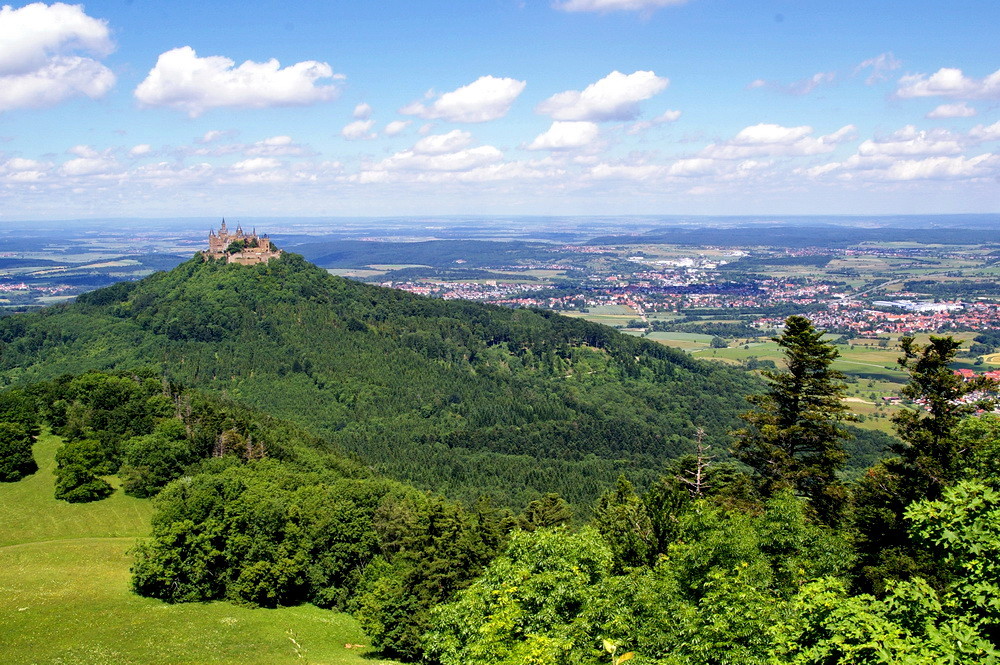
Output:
top-left (204, 220), bottom-right (282, 265)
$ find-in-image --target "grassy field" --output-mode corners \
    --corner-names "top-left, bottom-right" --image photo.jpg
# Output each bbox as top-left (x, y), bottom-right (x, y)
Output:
top-left (0, 434), bottom-right (390, 665)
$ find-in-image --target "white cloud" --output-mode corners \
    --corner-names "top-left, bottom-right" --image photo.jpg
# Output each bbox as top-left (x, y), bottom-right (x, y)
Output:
top-left (413, 130), bottom-right (473, 155)
top-left (129, 144), bottom-right (152, 157)
top-left (353, 102), bottom-right (372, 119)
top-left (384, 120), bottom-right (411, 136)
top-left (667, 157), bottom-right (721, 177)
top-left (884, 154), bottom-right (997, 181)
top-left (374, 145), bottom-right (504, 173)
top-left (400, 75), bottom-right (526, 123)
top-left (231, 157), bottom-right (282, 172)
top-left (526, 121), bottom-right (600, 150)
top-left (555, 0), bottom-right (688, 12)
top-left (0, 2), bottom-right (115, 111)
top-left (341, 119), bottom-right (376, 140)
top-left (537, 70), bottom-right (668, 121)
top-left (588, 162), bottom-right (665, 181)
top-left (246, 135), bottom-right (310, 156)
top-left (854, 52), bottom-right (902, 85)
top-left (746, 71), bottom-right (835, 96)
top-left (198, 130), bottom-right (233, 144)
top-left (857, 126), bottom-right (963, 158)
top-left (134, 46), bottom-right (341, 117)
top-left (699, 123), bottom-right (856, 159)
top-left (896, 67), bottom-right (1000, 100)
top-left (926, 102), bottom-right (977, 119)
top-left (969, 121), bottom-right (1000, 143)
top-left (60, 155), bottom-right (116, 176)
top-left (68, 144), bottom-right (98, 158)
top-left (628, 109), bottom-right (681, 134)
top-left (4, 157), bottom-right (49, 171)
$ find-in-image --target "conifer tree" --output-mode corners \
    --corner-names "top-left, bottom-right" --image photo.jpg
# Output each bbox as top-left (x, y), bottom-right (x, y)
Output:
top-left (732, 315), bottom-right (851, 521)
top-left (892, 335), bottom-right (996, 488)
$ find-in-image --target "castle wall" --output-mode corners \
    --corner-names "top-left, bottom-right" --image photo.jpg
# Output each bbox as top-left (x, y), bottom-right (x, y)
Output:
top-left (203, 222), bottom-right (282, 264)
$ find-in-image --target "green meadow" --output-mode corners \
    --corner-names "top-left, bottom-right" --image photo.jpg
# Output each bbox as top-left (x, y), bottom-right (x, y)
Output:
top-left (0, 434), bottom-right (389, 665)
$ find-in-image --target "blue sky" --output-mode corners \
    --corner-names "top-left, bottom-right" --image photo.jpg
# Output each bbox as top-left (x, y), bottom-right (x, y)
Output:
top-left (0, 0), bottom-right (997, 220)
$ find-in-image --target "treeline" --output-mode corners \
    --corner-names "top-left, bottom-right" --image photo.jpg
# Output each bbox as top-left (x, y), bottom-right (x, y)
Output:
top-left (644, 319), bottom-right (766, 338)
top-left (904, 279), bottom-right (1000, 299)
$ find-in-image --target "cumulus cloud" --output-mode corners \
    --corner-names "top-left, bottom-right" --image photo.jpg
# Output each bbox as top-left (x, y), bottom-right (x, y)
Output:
top-left (803, 122), bottom-right (1000, 183)
top-left (587, 162), bottom-right (665, 181)
top-left (129, 144), bottom-right (152, 157)
top-left (353, 102), bottom-right (372, 119)
top-left (134, 46), bottom-right (342, 117)
top-left (857, 126), bottom-right (963, 157)
top-left (341, 119), bottom-right (376, 140)
top-left (400, 75), bottom-right (526, 123)
top-left (526, 121), bottom-right (600, 150)
top-left (413, 130), bottom-right (473, 154)
top-left (746, 71), bottom-right (835, 96)
top-left (926, 102), bottom-right (977, 119)
top-left (896, 67), bottom-right (1000, 100)
top-left (628, 109), bottom-right (681, 134)
top-left (854, 52), bottom-right (901, 85)
top-left (537, 71), bottom-right (668, 121)
top-left (699, 123), bottom-right (856, 159)
top-left (371, 145), bottom-right (504, 173)
top-left (197, 130), bottom-right (236, 144)
top-left (0, 2), bottom-right (115, 111)
top-left (884, 154), bottom-right (997, 181)
top-left (384, 120), bottom-right (411, 136)
top-left (231, 157), bottom-right (282, 172)
top-left (246, 135), bottom-right (311, 156)
top-left (555, 0), bottom-right (688, 12)
top-left (969, 121), bottom-right (1000, 143)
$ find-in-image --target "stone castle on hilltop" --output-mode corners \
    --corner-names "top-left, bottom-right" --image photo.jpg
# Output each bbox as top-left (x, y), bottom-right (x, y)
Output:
top-left (204, 220), bottom-right (282, 265)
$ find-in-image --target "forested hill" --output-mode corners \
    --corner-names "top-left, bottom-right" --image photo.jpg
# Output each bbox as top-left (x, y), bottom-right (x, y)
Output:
top-left (0, 253), bottom-right (759, 507)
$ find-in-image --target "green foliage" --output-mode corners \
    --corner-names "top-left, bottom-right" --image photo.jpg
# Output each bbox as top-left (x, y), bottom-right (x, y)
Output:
top-left (893, 336), bottom-right (995, 489)
top-left (518, 492), bottom-right (573, 531)
top-left (0, 253), bottom-right (760, 510)
top-left (733, 315), bottom-right (852, 523)
top-left (0, 388), bottom-right (40, 436)
top-left (593, 476), bottom-right (655, 571)
top-left (905, 480), bottom-right (1000, 640)
top-left (853, 336), bottom-right (997, 593)
top-left (120, 419), bottom-right (195, 497)
top-left (0, 421), bottom-right (36, 481)
top-left (424, 527), bottom-right (613, 665)
top-left (355, 493), bottom-right (512, 659)
top-left (53, 438), bottom-right (113, 502)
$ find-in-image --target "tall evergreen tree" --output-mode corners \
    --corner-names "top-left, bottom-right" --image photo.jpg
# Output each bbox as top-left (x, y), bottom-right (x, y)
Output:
top-left (853, 336), bottom-right (996, 593)
top-left (732, 315), bottom-right (851, 521)
top-left (893, 335), bottom-right (996, 488)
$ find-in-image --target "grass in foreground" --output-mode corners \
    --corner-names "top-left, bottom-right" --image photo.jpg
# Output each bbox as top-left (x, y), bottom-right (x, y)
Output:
top-left (0, 433), bottom-right (392, 665)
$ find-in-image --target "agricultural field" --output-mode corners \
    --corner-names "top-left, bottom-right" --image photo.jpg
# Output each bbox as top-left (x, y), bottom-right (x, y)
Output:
top-left (0, 434), bottom-right (389, 665)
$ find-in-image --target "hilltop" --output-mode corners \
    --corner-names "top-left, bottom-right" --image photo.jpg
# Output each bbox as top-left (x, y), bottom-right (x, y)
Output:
top-left (0, 252), bottom-right (758, 507)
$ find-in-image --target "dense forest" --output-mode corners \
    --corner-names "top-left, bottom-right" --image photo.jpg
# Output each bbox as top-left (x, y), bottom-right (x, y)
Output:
top-left (1, 333), bottom-right (997, 663)
top-left (0, 253), bottom-right (768, 508)
top-left (2, 252), bottom-right (997, 663)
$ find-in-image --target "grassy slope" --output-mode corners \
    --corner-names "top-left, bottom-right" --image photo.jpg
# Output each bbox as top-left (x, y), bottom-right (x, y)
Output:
top-left (0, 434), bottom-right (391, 665)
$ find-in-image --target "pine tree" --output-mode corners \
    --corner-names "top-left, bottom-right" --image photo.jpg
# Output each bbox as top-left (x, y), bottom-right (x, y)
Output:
top-left (732, 315), bottom-right (852, 521)
top-left (892, 335), bottom-right (996, 488)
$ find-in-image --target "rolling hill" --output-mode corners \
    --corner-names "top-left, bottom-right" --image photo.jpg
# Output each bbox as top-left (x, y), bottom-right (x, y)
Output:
top-left (0, 252), bottom-right (759, 507)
